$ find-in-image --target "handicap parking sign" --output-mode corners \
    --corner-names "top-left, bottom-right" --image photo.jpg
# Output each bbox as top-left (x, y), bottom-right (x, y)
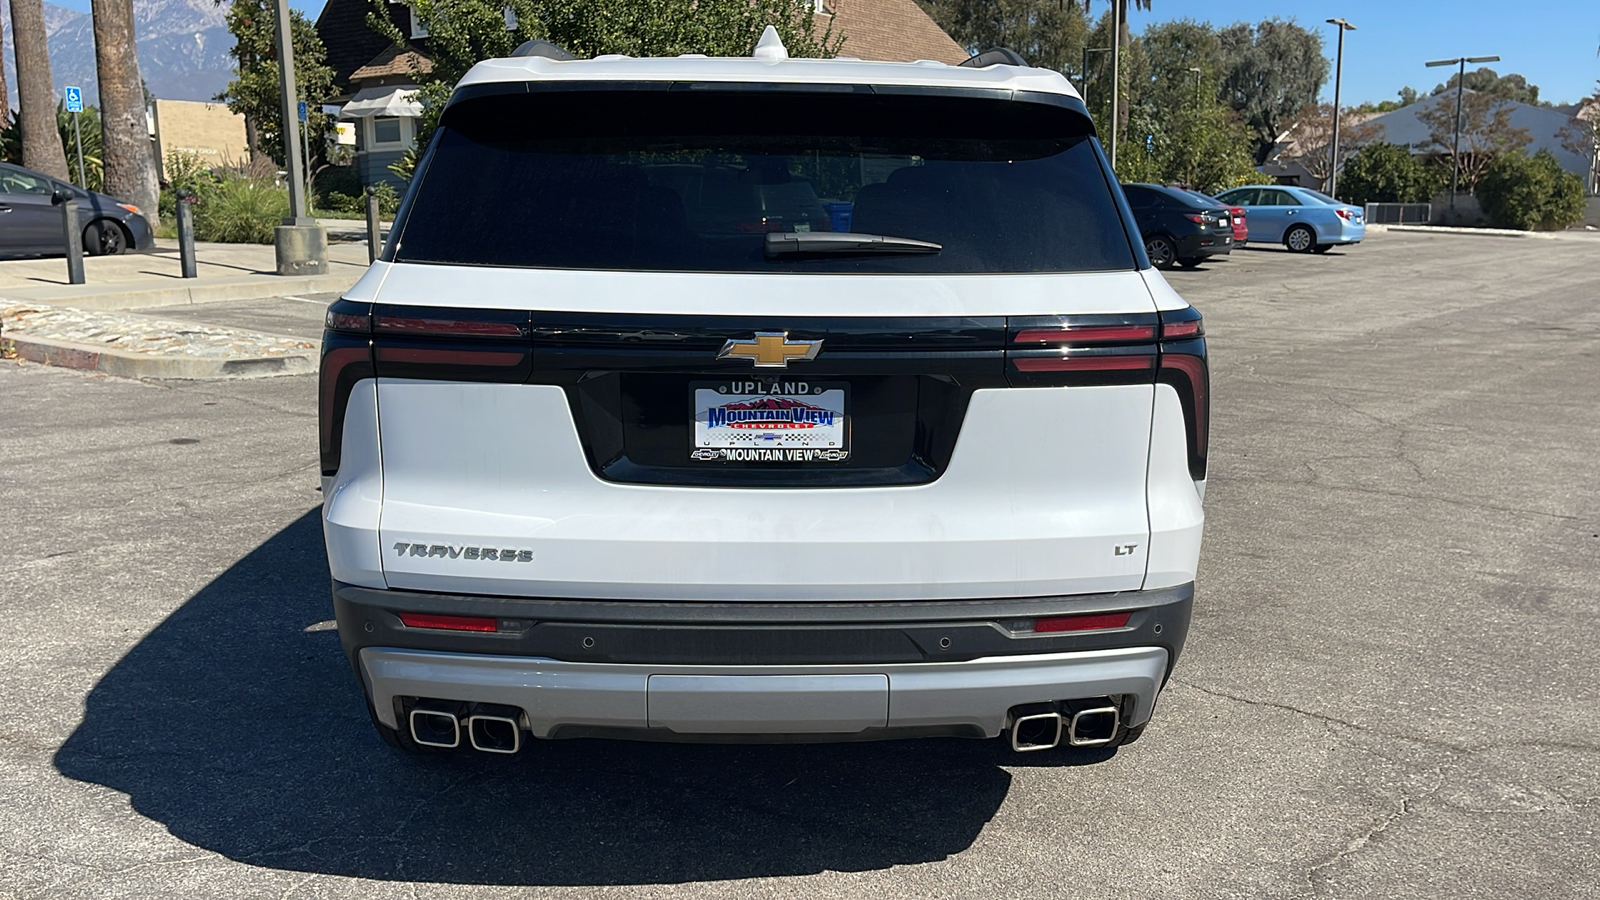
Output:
top-left (64, 86), bottom-right (83, 113)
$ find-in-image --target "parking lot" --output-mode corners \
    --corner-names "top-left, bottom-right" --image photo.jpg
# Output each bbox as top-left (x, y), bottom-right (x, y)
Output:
top-left (2, 231), bottom-right (1597, 899)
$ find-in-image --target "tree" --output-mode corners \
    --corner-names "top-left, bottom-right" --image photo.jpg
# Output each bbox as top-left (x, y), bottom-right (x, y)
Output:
top-left (1275, 103), bottom-right (1381, 193)
top-left (1431, 67), bottom-right (1543, 106)
top-left (1139, 19), bottom-right (1221, 113)
top-left (1338, 142), bottom-right (1440, 206)
top-left (1353, 87), bottom-right (1420, 115)
top-left (917, 0), bottom-right (1089, 75)
top-left (218, 0), bottom-right (337, 169)
top-left (92, 0), bottom-right (159, 220)
top-left (1476, 149), bottom-right (1585, 230)
top-left (9, 0), bottom-right (70, 179)
top-left (1416, 91), bottom-right (1532, 194)
top-left (1216, 19), bottom-right (1327, 163)
top-left (1557, 84), bottom-right (1599, 195)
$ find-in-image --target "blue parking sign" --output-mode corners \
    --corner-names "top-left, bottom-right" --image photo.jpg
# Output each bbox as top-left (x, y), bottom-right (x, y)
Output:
top-left (64, 86), bottom-right (83, 113)
top-left (298, 100), bottom-right (307, 122)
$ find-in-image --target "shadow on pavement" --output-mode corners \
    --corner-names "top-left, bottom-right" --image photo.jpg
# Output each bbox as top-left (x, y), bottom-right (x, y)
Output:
top-left (53, 510), bottom-right (1109, 886)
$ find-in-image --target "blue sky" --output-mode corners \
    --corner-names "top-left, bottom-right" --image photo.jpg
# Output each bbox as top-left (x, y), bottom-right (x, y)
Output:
top-left (50, 0), bottom-right (1600, 107)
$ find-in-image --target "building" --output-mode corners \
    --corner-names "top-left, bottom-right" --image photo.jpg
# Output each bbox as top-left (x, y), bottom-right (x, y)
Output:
top-left (1356, 91), bottom-right (1596, 196)
top-left (315, 0), bottom-right (968, 188)
top-left (150, 100), bottom-right (250, 181)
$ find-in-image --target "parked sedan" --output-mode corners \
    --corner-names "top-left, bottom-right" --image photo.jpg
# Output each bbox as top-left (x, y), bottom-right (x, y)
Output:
top-left (0, 162), bottom-right (155, 258)
top-left (1213, 184), bottom-right (1364, 253)
top-left (1120, 183), bottom-right (1233, 269)
top-left (1181, 189), bottom-right (1248, 247)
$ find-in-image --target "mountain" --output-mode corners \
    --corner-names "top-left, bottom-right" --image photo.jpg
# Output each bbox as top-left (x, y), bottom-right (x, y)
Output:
top-left (2, 0), bottom-right (235, 108)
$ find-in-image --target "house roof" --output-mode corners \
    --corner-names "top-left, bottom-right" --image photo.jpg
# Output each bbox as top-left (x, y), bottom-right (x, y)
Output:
top-left (316, 0), bottom-right (424, 88)
top-left (351, 45), bottom-right (435, 82)
top-left (822, 0), bottom-right (967, 65)
top-left (1363, 90), bottom-right (1592, 179)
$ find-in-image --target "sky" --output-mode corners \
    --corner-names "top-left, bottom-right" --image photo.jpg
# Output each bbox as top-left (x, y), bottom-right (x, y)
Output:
top-left (46, 0), bottom-right (1600, 107)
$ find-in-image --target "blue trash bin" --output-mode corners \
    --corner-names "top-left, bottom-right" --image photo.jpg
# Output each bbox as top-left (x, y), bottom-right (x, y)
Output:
top-left (823, 201), bottom-right (853, 233)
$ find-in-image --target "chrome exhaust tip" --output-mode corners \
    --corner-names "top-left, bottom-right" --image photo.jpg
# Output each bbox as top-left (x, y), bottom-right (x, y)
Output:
top-left (408, 705), bottom-right (462, 749)
top-left (1066, 705), bottom-right (1120, 747)
top-left (467, 704), bottom-right (523, 755)
top-left (1010, 712), bottom-right (1063, 752)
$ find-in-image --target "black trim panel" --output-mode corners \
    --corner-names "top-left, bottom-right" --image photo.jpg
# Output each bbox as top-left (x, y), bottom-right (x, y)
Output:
top-left (332, 581), bottom-right (1192, 669)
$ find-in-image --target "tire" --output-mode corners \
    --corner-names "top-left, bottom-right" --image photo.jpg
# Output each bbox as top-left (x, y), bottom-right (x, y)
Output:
top-left (1144, 234), bottom-right (1177, 269)
top-left (83, 220), bottom-right (129, 256)
top-left (1284, 224), bottom-right (1316, 253)
top-left (1312, 243), bottom-right (1333, 254)
top-left (1177, 257), bottom-right (1204, 269)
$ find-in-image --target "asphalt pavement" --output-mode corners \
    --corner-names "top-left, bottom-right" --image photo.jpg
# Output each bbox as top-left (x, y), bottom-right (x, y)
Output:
top-left (1, 232), bottom-right (1596, 899)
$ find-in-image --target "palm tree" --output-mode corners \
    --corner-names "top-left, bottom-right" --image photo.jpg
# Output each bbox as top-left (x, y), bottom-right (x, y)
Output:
top-left (90, 0), bottom-right (158, 221)
top-left (8, 0), bottom-right (71, 179)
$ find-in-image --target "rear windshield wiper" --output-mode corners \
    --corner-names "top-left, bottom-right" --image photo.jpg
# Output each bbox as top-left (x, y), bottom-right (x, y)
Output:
top-left (764, 232), bottom-right (942, 257)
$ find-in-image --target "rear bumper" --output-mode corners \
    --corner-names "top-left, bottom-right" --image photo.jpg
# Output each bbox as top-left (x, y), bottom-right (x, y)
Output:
top-left (336, 581), bottom-right (1191, 740)
top-left (1175, 232), bottom-right (1232, 258)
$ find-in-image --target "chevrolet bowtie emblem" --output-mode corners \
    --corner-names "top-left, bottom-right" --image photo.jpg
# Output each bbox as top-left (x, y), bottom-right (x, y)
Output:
top-left (717, 332), bottom-right (823, 368)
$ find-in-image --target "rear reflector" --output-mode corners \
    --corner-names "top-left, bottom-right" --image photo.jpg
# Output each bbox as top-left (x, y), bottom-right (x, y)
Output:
top-left (397, 612), bottom-right (499, 632)
top-left (1013, 354), bottom-right (1154, 373)
top-left (1034, 612), bottom-right (1132, 633)
top-left (1013, 324), bottom-right (1157, 344)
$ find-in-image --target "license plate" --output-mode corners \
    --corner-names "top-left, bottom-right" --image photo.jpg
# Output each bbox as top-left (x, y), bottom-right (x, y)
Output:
top-left (691, 380), bottom-right (848, 463)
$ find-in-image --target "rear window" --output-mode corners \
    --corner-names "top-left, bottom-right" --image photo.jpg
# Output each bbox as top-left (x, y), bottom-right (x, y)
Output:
top-left (392, 88), bottom-right (1136, 274)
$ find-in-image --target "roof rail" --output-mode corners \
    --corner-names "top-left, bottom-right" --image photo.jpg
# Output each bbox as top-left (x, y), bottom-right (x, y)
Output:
top-left (959, 47), bottom-right (1028, 68)
top-left (511, 40), bottom-right (577, 61)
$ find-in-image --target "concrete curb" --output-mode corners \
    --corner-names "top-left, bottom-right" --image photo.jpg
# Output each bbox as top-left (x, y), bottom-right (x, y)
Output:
top-left (1374, 224), bottom-right (1556, 239)
top-left (0, 269), bottom-right (364, 311)
top-left (1, 332), bottom-right (316, 379)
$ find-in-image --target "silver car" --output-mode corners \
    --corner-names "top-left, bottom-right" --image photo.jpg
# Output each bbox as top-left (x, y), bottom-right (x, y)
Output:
top-left (1214, 184), bottom-right (1365, 253)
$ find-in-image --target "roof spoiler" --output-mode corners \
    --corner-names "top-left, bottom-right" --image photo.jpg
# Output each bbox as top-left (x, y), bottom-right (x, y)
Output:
top-left (959, 47), bottom-right (1028, 68)
top-left (511, 39), bottom-right (577, 61)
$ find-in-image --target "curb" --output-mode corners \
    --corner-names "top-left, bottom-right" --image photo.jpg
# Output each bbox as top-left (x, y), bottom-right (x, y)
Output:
top-left (1376, 224), bottom-right (1555, 239)
top-left (1, 332), bottom-right (316, 379)
top-left (0, 269), bottom-right (364, 312)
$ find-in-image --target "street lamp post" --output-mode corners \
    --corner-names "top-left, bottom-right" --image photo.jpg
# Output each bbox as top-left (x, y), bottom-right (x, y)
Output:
top-left (1109, 0), bottom-right (1121, 168)
top-left (1186, 66), bottom-right (1202, 106)
top-left (1326, 18), bottom-right (1356, 199)
top-left (1425, 53), bottom-right (1501, 210)
top-left (269, 0), bottom-right (328, 276)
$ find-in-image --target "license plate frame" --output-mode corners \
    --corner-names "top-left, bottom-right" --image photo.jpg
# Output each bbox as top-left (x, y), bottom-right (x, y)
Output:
top-left (690, 379), bottom-right (850, 463)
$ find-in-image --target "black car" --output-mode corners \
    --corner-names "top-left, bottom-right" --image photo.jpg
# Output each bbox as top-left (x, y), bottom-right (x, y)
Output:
top-left (1120, 183), bottom-right (1232, 269)
top-left (0, 162), bottom-right (155, 258)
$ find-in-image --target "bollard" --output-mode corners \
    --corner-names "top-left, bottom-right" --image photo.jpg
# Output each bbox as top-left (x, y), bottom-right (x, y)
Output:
top-left (365, 186), bottom-right (382, 263)
top-left (176, 196), bottom-right (198, 279)
top-left (53, 189), bottom-right (85, 285)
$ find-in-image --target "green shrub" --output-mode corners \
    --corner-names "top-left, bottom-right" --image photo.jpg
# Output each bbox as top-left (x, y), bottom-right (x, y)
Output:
top-left (1338, 142), bottom-right (1441, 206)
top-left (193, 176), bottom-right (289, 243)
top-left (1477, 149), bottom-right (1586, 231)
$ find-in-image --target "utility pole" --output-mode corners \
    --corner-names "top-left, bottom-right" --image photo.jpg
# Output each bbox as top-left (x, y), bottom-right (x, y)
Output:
top-left (1326, 19), bottom-right (1355, 198)
top-left (270, 0), bottom-right (328, 275)
top-left (1425, 54), bottom-right (1501, 210)
top-left (1109, 0), bottom-right (1120, 169)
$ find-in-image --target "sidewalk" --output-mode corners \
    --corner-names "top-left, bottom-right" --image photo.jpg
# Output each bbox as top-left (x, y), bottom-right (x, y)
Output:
top-left (0, 239), bottom-right (373, 310)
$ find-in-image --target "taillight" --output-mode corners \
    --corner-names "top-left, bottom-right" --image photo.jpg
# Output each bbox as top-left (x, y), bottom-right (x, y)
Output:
top-left (370, 304), bottom-right (533, 382)
top-left (1157, 307), bottom-right (1208, 481)
top-left (1335, 208), bottom-right (1353, 221)
top-left (1006, 315), bottom-right (1160, 387)
top-left (396, 612), bottom-right (498, 632)
top-left (320, 298), bottom-right (374, 476)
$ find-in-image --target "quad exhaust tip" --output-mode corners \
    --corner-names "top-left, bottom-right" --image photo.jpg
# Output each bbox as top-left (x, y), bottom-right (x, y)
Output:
top-left (409, 707), bottom-right (462, 749)
top-left (1009, 700), bottom-right (1122, 752)
top-left (468, 704), bottom-right (523, 755)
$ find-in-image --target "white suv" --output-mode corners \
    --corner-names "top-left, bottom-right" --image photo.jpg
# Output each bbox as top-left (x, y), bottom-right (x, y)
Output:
top-left (320, 34), bottom-right (1207, 756)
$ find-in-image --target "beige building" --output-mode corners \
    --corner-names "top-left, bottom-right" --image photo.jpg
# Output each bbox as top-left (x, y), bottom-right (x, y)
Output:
top-left (151, 100), bottom-right (249, 180)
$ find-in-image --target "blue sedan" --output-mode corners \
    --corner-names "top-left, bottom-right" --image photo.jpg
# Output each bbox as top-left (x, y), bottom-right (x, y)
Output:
top-left (1214, 184), bottom-right (1365, 253)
